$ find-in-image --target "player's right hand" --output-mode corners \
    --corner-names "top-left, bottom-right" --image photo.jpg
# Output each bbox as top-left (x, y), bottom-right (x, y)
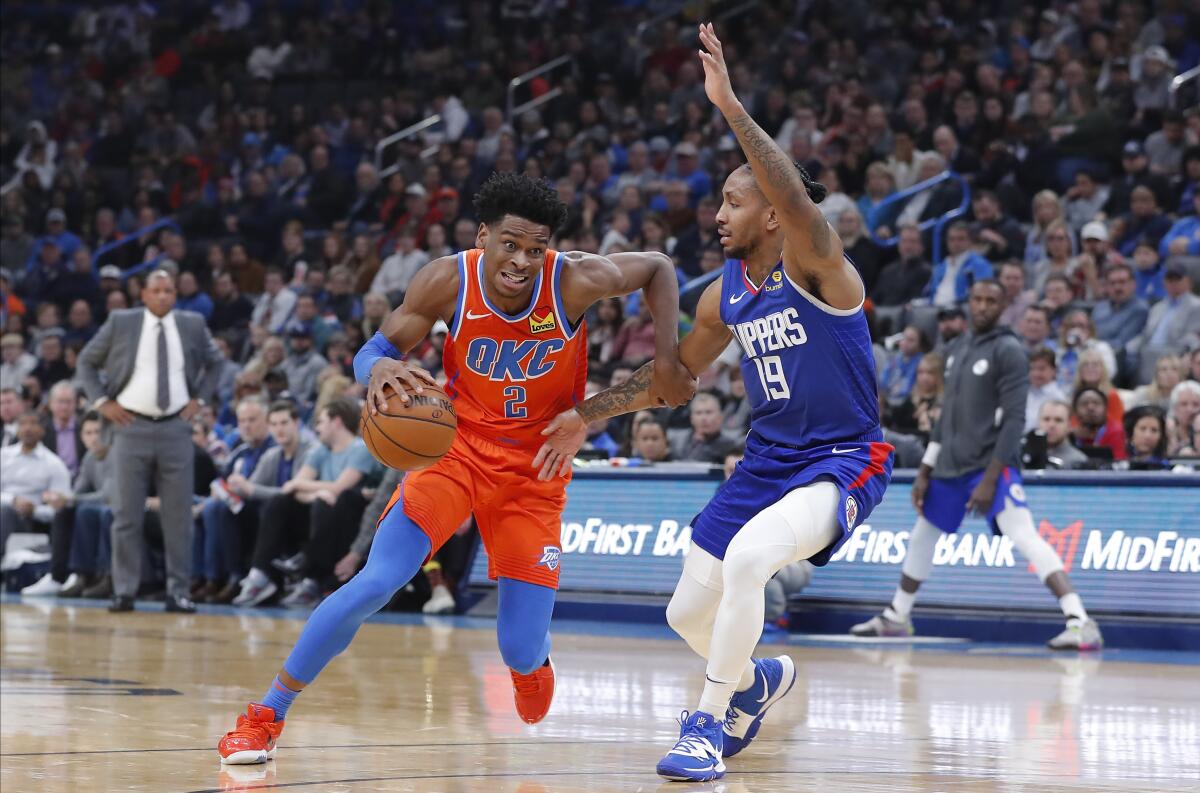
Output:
top-left (911, 470), bottom-right (930, 515)
top-left (367, 358), bottom-right (438, 414)
top-left (534, 408), bottom-right (588, 481)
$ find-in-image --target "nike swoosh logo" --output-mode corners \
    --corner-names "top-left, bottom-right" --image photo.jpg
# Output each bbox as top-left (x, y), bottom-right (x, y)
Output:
top-left (465, 310), bottom-right (490, 320)
top-left (831, 446), bottom-right (859, 454)
top-left (755, 668), bottom-right (770, 704)
top-left (729, 292), bottom-right (748, 304)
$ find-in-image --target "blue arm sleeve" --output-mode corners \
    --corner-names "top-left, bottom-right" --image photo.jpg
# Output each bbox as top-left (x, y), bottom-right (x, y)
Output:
top-left (353, 331), bottom-right (404, 386)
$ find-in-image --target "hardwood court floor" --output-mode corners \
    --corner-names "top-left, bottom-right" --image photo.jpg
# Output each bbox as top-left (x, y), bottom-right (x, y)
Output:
top-left (1, 599), bottom-right (1197, 793)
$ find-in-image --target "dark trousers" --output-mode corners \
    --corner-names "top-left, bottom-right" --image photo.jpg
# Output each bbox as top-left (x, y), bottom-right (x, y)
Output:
top-left (252, 494), bottom-right (311, 575)
top-left (50, 506), bottom-right (75, 582)
top-left (303, 489), bottom-right (367, 582)
top-left (196, 497), bottom-right (258, 583)
top-left (69, 503), bottom-right (113, 577)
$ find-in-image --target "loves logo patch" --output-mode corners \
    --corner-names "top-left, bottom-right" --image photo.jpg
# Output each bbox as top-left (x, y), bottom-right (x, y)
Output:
top-left (529, 310), bottom-right (557, 334)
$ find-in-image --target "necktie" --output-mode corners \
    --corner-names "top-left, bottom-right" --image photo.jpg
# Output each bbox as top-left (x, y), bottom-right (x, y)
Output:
top-left (157, 320), bottom-right (170, 411)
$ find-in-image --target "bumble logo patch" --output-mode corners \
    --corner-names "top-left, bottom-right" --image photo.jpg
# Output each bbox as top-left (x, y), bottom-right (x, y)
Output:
top-left (529, 310), bottom-right (557, 334)
top-left (764, 269), bottom-right (784, 292)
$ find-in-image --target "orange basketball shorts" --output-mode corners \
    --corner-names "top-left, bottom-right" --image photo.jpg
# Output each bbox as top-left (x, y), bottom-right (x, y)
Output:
top-left (376, 429), bottom-right (567, 589)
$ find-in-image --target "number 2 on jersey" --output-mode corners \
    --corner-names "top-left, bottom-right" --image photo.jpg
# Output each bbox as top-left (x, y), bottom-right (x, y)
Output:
top-left (752, 355), bottom-right (790, 400)
top-left (503, 385), bottom-right (528, 419)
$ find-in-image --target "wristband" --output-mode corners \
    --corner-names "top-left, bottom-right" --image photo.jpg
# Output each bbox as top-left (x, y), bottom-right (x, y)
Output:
top-left (921, 441), bottom-right (941, 469)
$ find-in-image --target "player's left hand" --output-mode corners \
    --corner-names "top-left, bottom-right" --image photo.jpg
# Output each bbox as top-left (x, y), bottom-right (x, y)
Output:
top-left (649, 358), bottom-right (697, 407)
top-left (534, 408), bottom-right (587, 481)
top-left (698, 23), bottom-right (738, 114)
top-left (966, 478), bottom-right (997, 516)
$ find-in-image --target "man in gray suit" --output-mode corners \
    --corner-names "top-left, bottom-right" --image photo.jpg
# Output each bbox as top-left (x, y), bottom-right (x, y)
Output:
top-left (1127, 260), bottom-right (1200, 384)
top-left (77, 269), bottom-right (223, 613)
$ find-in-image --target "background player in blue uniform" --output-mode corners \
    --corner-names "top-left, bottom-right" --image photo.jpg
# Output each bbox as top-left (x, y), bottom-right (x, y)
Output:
top-left (534, 23), bottom-right (894, 782)
top-left (851, 280), bottom-right (1104, 651)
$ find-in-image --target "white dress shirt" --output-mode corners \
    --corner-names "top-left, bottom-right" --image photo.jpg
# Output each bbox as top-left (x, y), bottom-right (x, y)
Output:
top-left (0, 442), bottom-right (72, 522)
top-left (116, 309), bottom-right (189, 417)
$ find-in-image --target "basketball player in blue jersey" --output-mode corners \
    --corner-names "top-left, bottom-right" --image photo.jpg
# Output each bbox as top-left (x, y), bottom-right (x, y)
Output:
top-left (534, 24), bottom-right (894, 782)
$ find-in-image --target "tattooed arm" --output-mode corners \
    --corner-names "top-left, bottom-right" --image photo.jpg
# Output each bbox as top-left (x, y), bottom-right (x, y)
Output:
top-left (698, 23), bottom-right (861, 310)
top-left (532, 280), bottom-right (730, 480)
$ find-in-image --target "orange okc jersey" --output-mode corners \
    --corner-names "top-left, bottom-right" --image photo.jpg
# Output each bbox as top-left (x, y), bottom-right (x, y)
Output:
top-left (442, 248), bottom-right (587, 449)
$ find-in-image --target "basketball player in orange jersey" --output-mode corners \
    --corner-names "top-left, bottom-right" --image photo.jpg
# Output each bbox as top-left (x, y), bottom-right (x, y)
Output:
top-left (218, 172), bottom-right (696, 764)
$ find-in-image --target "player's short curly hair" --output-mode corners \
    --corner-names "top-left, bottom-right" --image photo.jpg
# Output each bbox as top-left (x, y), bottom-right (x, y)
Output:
top-left (472, 172), bottom-right (568, 232)
top-left (738, 161), bottom-right (827, 204)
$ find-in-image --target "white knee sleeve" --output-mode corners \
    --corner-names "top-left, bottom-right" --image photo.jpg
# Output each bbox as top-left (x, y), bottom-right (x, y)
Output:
top-left (666, 545), bottom-right (723, 658)
top-left (901, 516), bottom-right (941, 582)
top-left (995, 505), bottom-right (1063, 583)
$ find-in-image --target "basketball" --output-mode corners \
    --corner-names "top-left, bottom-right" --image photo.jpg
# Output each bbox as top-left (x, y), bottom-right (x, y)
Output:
top-left (360, 382), bottom-right (457, 470)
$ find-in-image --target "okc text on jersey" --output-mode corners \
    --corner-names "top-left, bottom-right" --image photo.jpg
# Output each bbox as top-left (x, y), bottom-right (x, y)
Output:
top-left (730, 306), bottom-right (808, 359)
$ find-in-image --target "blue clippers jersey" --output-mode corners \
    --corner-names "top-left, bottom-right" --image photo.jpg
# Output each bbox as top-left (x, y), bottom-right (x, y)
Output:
top-left (720, 258), bottom-right (881, 448)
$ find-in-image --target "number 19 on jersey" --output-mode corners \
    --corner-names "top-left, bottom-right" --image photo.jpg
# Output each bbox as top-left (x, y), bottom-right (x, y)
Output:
top-left (752, 355), bottom-right (790, 400)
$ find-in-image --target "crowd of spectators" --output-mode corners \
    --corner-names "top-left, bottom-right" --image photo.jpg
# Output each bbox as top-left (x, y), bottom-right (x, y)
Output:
top-left (2, 0), bottom-right (1199, 611)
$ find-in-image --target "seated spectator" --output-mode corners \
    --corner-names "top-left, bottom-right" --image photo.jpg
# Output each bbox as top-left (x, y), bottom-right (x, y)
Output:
top-left (1121, 406), bottom-right (1170, 469)
top-left (871, 225), bottom-right (931, 307)
top-left (611, 300), bottom-right (657, 366)
top-left (175, 271), bottom-right (213, 321)
top-left (888, 351), bottom-right (942, 443)
top-left (345, 234), bottom-right (382, 294)
top-left (668, 391), bottom-right (737, 463)
top-left (890, 153), bottom-right (957, 231)
top-left (721, 367), bottom-right (750, 434)
top-left (1092, 263), bottom-right (1149, 365)
top-left (880, 325), bottom-right (928, 406)
top-left (192, 396), bottom-right (276, 604)
top-left (836, 208), bottom-right (883, 292)
top-left (47, 412), bottom-right (115, 598)
top-left (997, 261), bottom-right (1037, 328)
top-left (1063, 170), bottom-right (1110, 235)
top-left (1113, 185), bottom-right (1172, 259)
top-left (856, 162), bottom-right (897, 234)
top-left (1026, 347), bottom-right (1067, 432)
top-left (31, 331), bottom-right (71, 392)
top-left (290, 293), bottom-right (335, 352)
top-left (1167, 381), bottom-right (1200, 457)
top-left (587, 298), bottom-right (624, 364)
top-left (210, 272), bottom-right (254, 339)
top-left (1042, 274), bottom-right (1076, 331)
top-left (324, 266), bottom-right (362, 324)
top-left (252, 267), bottom-right (298, 334)
top-left (1072, 348), bottom-right (1125, 430)
top-left (0, 386), bottom-right (24, 445)
top-left (371, 230), bottom-right (428, 303)
top-left (282, 326), bottom-right (328, 405)
top-left (1072, 386), bottom-right (1127, 461)
top-left (359, 292), bottom-right (391, 340)
top-left (1127, 354), bottom-right (1184, 412)
top-left (1019, 304), bottom-right (1056, 353)
top-left (1130, 240), bottom-right (1167, 302)
top-left (40, 381), bottom-right (82, 478)
top-left (2, 412), bottom-right (71, 587)
top-left (63, 300), bottom-right (96, 347)
top-left (1159, 192), bottom-right (1200, 258)
top-left (1029, 220), bottom-right (1083, 297)
top-left (926, 222), bottom-right (993, 307)
top-left (1105, 140), bottom-right (1171, 218)
top-left (631, 418), bottom-right (673, 463)
top-left (1056, 310), bottom-right (1117, 387)
top-left (1033, 399), bottom-right (1088, 469)
top-left (0, 333), bottom-right (35, 390)
top-left (1126, 261), bottom-right (1200, 384)
top-left (969, 190), bottom-right (1024, 263)
top-left (240, 398), bottom-right (380, 609)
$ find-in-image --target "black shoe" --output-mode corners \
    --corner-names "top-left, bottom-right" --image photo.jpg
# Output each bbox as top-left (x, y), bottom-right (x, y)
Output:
top-left (108, 596), bottom-right (135, 613)
top-left (165, 595), bottom-right (196, 613)
top-left (272, 552), bottom-right (307, 575)
top-left (82, 574), bottom-right (113, 599)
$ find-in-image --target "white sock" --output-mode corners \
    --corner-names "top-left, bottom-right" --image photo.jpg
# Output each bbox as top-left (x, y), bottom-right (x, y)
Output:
top-left (698, 674), bottom-right (737, 719)
top-left (1059, 592), bottom-right (1087, 622)
top-left (735, 660), bottom-right (757, 692)
top-left (889, 588), bottom-right (916, 620)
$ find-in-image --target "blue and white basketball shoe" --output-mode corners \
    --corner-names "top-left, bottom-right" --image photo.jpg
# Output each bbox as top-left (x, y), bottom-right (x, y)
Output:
top-left (722, 655), bottom-right (797, 757)
top-left (655, 710), bottom-right (726, 782)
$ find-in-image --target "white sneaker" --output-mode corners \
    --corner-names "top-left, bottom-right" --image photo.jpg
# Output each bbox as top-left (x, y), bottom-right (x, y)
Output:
top-left (1047, 618), bottom-right (1104, 651)
top-left (232, 570), bottom-right (278, 607)
top-left (21, 573), bottom-right (64, 596)
top-left (422, 584), bottom-right (456, 614)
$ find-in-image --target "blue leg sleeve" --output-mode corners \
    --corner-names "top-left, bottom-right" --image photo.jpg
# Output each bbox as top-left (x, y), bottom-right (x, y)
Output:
top-left (281, 501), bottom-right (431, 684)
top-left (496, 577), bottom-right (556, 674)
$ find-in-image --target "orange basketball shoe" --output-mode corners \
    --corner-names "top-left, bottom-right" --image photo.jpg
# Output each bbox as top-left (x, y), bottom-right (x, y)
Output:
top-left (218, 703), bottom-right (284, 764)
top-left (510, 658), bottom-right (555, 724)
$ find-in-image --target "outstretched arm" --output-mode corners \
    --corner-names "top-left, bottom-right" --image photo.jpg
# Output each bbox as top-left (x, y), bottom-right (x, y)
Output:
top-left (562, 249), bottom-right (694, 406)
top-left (698, 23), bottom-right (860, 309)
top-left (533, 279), bottom-right (732, 479)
